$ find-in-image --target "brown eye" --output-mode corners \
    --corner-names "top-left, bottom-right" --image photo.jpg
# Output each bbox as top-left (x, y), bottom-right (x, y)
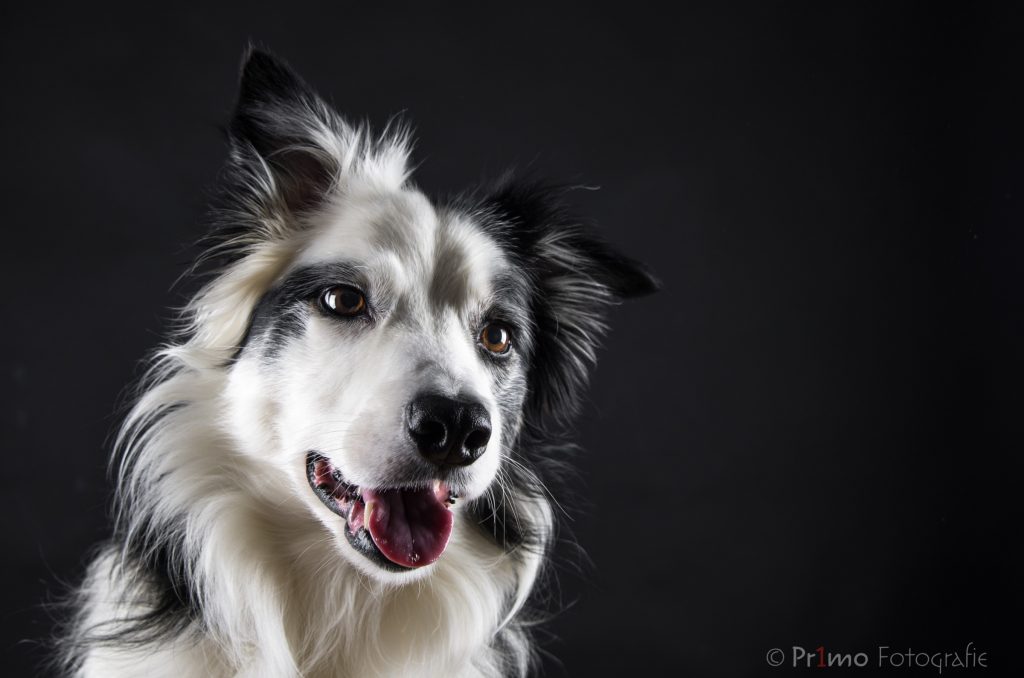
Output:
top-left (479, 323), bottom-right (512, 354)
top-left (321, 286), bottom-right (366, 317)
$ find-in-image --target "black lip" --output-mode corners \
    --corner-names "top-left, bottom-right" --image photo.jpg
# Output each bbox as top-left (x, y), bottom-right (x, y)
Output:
top-left (304, 452), bottom-right (412, 573)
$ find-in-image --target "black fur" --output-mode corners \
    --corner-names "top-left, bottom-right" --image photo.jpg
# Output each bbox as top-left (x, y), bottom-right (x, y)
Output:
top-left (230, 48), bottom-right (342, 215)
top-left (478, 180), bottom-right (658, 430)
top-left (238, 262), bottom-right (370, 360)
top-left (201, 48), bottom-right (346, 272)
top-left (464, 181), bottom-right (658, 555)
top-left (108, 524), bottom-right (203, 645)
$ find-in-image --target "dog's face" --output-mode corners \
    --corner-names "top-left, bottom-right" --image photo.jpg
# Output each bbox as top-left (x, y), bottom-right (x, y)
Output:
top-left (226, 186), bottom-right (531, 577)
top-left (214, 51), bottom-right (655, 582)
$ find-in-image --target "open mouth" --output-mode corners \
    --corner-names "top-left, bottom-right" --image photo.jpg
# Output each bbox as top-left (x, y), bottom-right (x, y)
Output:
top-left (305, 452), bottom-right (456, 571)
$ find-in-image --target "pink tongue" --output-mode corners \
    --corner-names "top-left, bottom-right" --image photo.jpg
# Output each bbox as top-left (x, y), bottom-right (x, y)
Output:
top-left (361, 487), bottom-right (453, 568)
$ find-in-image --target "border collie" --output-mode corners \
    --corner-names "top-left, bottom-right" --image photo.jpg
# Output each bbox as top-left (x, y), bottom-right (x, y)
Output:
top-left (63, 48), bottom-right (656, 677)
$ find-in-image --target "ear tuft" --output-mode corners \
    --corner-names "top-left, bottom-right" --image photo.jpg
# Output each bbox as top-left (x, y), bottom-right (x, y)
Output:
top-left (228, 47), bottom-right (342, 217)
top-left (239, 47), bottom-right (299, 95)
top-left (578, 236), bottom-right (661, 300)
top-left (234, 48), bottom-right (321, 133)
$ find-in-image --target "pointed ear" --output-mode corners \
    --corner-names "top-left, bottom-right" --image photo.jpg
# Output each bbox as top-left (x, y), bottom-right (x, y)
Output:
top-left (564, 234), bottom-right (661, 300)
top-left (229, 48), bottom-right (344, 214)
top-left (483, 181), bottom-right (659, 429)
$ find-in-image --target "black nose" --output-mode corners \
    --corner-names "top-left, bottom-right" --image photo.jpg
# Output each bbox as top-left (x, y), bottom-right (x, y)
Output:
top-left (407, 394), bottom-right (492, 468)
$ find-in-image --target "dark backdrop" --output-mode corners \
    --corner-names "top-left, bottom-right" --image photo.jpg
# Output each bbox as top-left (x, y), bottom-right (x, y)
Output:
top-left (2, 3), bottom-right (1021, 676)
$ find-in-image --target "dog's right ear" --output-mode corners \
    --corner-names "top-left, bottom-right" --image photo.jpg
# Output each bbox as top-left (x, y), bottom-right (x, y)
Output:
top-left (228, 47), bottom-right (344, 215)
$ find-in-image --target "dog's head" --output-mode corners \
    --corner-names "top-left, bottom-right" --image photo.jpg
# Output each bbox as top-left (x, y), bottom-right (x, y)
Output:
top-left (211, 50), bottom-right (656, 581)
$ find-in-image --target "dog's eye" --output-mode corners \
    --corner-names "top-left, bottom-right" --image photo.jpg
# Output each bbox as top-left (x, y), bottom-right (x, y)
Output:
top-left (479, 323), bottom-right (512, 354)
top-left (320, 286), bottom-right (367, 317)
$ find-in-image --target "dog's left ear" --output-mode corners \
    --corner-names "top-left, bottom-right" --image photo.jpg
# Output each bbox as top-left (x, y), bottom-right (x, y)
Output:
top-left (484, 181), bottom-right (659, 430)
top-left (228, 47), bottom-right (345, 215)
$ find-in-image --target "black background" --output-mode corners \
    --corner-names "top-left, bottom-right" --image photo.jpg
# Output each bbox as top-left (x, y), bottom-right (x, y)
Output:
top-left (2, 3), bottom-right (1021, 676)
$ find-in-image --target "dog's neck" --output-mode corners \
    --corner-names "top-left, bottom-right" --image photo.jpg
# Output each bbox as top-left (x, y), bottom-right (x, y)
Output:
top-left (195, 491), bottom-right (523, 676)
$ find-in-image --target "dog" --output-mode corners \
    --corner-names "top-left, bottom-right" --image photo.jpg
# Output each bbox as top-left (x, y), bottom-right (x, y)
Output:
top-left (63, 48), bottom-right (656, 677)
